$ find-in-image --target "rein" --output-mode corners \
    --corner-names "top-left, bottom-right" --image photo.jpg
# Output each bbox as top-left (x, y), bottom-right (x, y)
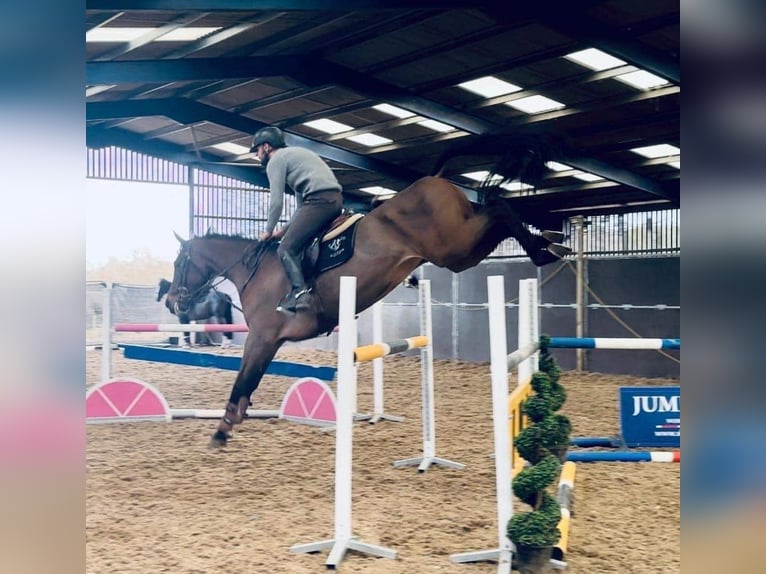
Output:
top-left (174, 238), bottom-right (272, 315)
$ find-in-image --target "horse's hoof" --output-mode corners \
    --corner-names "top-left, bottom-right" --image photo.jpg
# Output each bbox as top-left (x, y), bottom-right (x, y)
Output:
top-left (541, 230), bottom-right (565, 243)
top-left (546, 243), bottom-right (572, 258)
top-left (209, 430), bottom-right (229, 449)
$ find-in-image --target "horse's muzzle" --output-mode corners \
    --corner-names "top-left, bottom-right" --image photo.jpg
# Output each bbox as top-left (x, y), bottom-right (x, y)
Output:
top-left (165, 294), bottom-right (190, 316)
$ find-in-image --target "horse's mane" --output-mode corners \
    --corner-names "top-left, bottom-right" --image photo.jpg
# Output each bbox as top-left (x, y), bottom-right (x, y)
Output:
top-left (431, 132), bottom-right (566, 204)
top-left (242, 237), bottom-right (278, 270)
top-left (191, 232), bottom-right (275, 271)
top-left (197, 231), bottom-right (255, 241)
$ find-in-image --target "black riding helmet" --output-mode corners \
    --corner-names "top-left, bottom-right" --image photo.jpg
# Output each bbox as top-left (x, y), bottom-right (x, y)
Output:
top-left (250, 126), bottom-right (286, 152)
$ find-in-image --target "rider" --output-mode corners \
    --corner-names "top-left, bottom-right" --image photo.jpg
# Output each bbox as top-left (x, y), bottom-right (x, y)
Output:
top-left (250, 126), bottom-right (344, 313)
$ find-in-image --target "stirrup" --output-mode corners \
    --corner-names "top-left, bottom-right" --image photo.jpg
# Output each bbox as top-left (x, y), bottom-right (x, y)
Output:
top-left (276, 288), bottom-right (311, 313)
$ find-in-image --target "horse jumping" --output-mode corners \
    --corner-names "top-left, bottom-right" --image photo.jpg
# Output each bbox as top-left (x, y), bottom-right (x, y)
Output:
top-left (163, 137), bottom-right (572, 447)
top-left (157, 278), bottom-right (234, 347)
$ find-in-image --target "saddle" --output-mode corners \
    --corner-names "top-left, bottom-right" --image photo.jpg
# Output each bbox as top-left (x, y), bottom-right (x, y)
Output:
top-left (302, 211), bottom-right (364, 278)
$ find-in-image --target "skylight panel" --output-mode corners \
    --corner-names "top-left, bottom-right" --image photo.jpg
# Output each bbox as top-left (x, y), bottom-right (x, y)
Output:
top-left (86, 85), bottom-right (115, 97)
top-left (212, 142), bottom-right (251, 155)
top-left (346, 133), bottom-right (393, 147)
top-left (631, 144), bottom-right (680, 159)
top-left (572, 172), bottom-right (604, 182)
top-left (458, 76), bottom-right (522, 98)
top-left (506, 95), bottom-right (566, 114)
top-left (359, 186), bottom-right (398, 196)
top-left (500, 181), bottom-right (533, 192)
top-left (373, 104), bottom-right (415, 119)
top-left (614, 70), bottom-right (670, 90)
top-left (545, 161), bottom-right (571, 172)
top-left (462, 171), bottom-right (490, 182)
top-left (86, 26), bottom-right (222, 43)
top-left (418, 119), bottom-right (456, 133)
top-left (86, 27), bottom-right (152, 42)
top-left (564, 48), bottom-right (626, 71)
top-left (156, 27), bottom-right (221, 42)
top-left (303, 119), bottom-right (353, 134)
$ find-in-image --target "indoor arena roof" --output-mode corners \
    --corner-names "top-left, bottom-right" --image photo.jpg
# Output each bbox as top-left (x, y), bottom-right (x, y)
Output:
top-left (86, 1), bottom-right (679, 219)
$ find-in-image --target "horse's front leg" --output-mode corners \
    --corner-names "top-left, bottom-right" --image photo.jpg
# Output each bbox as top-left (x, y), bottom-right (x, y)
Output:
top-left (210, 337), bottom-right (280, 448)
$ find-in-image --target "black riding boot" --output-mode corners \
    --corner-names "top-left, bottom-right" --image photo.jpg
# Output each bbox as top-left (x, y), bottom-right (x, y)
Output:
top-left (277, 251), bottom-right (312, 313)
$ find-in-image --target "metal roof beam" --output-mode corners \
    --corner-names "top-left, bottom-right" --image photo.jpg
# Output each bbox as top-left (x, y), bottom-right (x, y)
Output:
top-left (86, 57), bottom-right (673, 201)
top-left (487, 4), bottom-right (679, 84)
top-left (93, 13), bottom-right (208, 61)
top-left (563, 156), bottom-right (678, 204)
top-left (86, 124), bottom-right (269, 186)
top-left (87, 56), bottom-right (311, 85)
top-left (87, 0), bottom-right (498, 10)
top-left (87, 98), bottom-right (424, 185)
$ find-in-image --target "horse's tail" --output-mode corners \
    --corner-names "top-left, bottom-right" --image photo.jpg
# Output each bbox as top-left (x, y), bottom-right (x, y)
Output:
top-left (431, 132), bottom-right (565, 204)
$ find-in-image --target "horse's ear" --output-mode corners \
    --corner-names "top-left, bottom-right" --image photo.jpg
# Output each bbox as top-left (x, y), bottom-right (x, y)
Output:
top-left (173, 231), bottom-right (188, 244)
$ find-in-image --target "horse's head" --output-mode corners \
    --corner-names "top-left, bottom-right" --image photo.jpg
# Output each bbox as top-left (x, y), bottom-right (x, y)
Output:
top-left (164, 232), bottom-right (214, 316)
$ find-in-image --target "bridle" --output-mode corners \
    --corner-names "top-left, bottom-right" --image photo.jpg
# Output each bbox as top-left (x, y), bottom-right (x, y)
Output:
top-left (172, 240), bottom-right (247, 315)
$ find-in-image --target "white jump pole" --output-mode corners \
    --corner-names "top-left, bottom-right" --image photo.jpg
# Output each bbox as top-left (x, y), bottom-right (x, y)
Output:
top-left (290, 276), bottom-right (397, 568)
top-left (393, 280), bottom-right (464, 473)
top-left (368, 300), bottom-right (405, 424)
top-left (517, 278), bottom-right (539, 387)
top-left (450, 275), bottom-right (513, 573)
top-left (100, 284), bottom-right (113, 381)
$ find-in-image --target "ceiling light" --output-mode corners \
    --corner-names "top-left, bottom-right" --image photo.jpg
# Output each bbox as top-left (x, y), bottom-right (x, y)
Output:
top-left (373, 104), bottom-right (415, 119)
top-left (86, 27), bottom-right (153, 42)
top-left (667, 160), bottom-right (680, 169)
top-left (614, 70), bottom-right (670, 90)
top-left (346, 133), bottom-right (393, 147)
top-left (458, 76), bottom-right (522, 98)
top-left (564, 48), bottom-right (627, 71)
top-left (418, 119), bottom-right (456, 133)
top-left (86, 85), bottom-right (115, 97)
top-left (573, 172), bottom-right (604, 182)
top-left (303, 119), bottom-right (353, 134)
top-left (500, 181), bottom-right (533, 192)
top-left (545, 161), bottom-right (571, 172)
top-left (506, 95), bottom-right (566, 114)
top-left (462, 171), bottom-right (490, 182)
top-left (86, 26), bottom-right (222, 43)
top-left (461, 171), bottom-right (504, 184)
top-left (156, 27), bottom-right (221, 42)
top-left (631, 144), bottom-right (680, 159)
top-left (212, 142), bottom-right (251, 155)
top-left (360, 186), bottom-right (398, 196)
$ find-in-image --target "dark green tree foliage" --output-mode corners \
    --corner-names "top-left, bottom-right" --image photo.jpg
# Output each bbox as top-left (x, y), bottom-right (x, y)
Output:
top-left (507, 340), bottom-right (572, 549)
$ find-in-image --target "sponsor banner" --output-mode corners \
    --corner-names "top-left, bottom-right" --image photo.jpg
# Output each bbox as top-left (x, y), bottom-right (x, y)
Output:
top-left (620, 386), bottom-right (680, 447)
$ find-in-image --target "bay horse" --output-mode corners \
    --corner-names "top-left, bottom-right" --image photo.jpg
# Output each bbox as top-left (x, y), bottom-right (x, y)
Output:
top-left (163, 135), bottom-right (571, 447)
top-left (156, 278), bottom-right (234, 347)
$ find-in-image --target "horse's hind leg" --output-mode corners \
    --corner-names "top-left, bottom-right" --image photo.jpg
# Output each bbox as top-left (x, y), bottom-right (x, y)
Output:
top-left (490, 202), bottom-right (572, 266)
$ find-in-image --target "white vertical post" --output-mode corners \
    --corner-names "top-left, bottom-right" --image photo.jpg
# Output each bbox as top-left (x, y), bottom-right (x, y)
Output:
top-left (420, 279), bottom-right (437, 462)
top-left (489, 276), bottom-right (513, 573)
top-left (450, 276), bottom-right (512, 573)
top-left (369, 301), bottom-right (404, 424)
top-left (393, 280), bottom-right (464, 472)
top-left (100, 284), bottom-right (112, 382)
top-left (290, 276), bottom-right (397, 567)
top-left (372, 300), bottom-right (383, 415)
top-left (333, 276), bottom-right (356, 550)
top-left (517, 279), bottom-right (539, 386)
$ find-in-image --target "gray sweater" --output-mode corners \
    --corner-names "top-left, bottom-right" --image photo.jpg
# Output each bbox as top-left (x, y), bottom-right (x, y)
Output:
top-left (265, 146), bottom-right (342, 232)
